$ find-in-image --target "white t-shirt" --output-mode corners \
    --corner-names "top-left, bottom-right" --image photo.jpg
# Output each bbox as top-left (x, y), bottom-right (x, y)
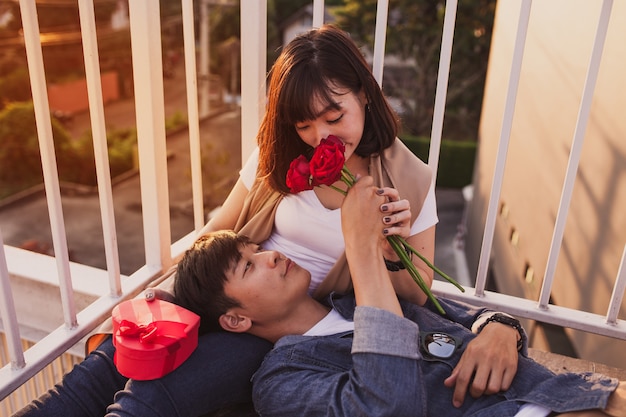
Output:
top-left (303, 308), bottom-right (354, 336)
top-left (240, 147), bottom-right (438, 294)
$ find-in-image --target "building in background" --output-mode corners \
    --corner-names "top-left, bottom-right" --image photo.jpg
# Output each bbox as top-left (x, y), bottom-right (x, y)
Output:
top-left (466, 0), bottom-right (626, 369)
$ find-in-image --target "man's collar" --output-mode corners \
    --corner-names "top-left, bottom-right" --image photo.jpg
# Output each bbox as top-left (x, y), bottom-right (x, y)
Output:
top-left (325, 292), bottom-right (357, 320)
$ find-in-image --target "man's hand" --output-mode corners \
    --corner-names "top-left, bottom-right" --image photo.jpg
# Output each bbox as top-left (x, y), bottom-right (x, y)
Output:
top-left (341, 176), bottom-right (388, 254)
top-left (443, 322), bottom-right (519, 407)
top-left (341, 176), bottom-right (402, 316)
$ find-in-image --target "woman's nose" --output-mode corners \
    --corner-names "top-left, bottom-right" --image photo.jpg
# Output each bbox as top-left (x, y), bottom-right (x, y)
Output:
top-left (312, 125), bottom-right (331, 146)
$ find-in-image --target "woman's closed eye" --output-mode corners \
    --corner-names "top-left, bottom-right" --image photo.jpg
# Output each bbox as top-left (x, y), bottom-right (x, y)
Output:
top-left (327, 114), bottom-right (343, 124)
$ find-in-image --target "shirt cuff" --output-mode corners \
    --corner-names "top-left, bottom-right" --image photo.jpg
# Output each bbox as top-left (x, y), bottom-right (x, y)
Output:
top-left (352, 306), bottom-right (420, 359)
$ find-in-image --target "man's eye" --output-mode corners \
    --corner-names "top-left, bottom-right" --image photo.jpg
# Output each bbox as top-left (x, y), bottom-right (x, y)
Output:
top-left (244, 261), bottom-right (252, 272)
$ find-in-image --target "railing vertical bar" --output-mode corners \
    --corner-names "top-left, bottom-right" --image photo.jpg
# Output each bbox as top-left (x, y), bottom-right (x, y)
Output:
top-left (372, 0), bottom-right (389, 86)
top-left (538, 0), bottom-right (613, 308)
top-left (240, 0), bottom-right (267, 162)
top-left (127, 1), bottom-right (172, 269)
top-left (181, 0), bottom-right (205, 232)
top-left (77, 0), bottom-right (122, 296)
top-left (312, 0), bottom-right (324, 28)
top-left (606, 245), bottom-right (626, 324)
top-left (0, 231), bottom-right (25, 369)
top-left (18, 0), bottom-right (77, 327)
top-left (198, 0), bottom-right (210, 118)
top-left (474, 0), bottom-right (532, 296)
top-left (428, 0), bottom-right (458, 182)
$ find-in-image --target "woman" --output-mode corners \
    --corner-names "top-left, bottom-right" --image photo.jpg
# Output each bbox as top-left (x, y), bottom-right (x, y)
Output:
top-left (15, 25), bottom-right (519, 417)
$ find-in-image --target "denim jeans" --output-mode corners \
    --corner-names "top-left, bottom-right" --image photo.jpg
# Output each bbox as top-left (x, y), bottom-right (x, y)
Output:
top-left (14, 331), bottom-right (272, 417)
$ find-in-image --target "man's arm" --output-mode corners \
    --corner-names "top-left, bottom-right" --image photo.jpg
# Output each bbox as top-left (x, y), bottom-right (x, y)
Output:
top-left (341, 176), bottom-right (403, 316)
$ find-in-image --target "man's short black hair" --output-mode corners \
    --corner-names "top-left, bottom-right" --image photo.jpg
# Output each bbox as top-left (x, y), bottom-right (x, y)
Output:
top-left (174, 231), bottom-right (250, 334)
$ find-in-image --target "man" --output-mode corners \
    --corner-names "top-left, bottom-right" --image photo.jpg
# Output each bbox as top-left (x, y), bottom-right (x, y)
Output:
top-left (174, 176), bottom-right (625, 417)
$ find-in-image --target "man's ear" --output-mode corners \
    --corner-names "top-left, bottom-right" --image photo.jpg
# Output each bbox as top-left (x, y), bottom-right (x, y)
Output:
top-left (219, 311), bottom-right (252, 333)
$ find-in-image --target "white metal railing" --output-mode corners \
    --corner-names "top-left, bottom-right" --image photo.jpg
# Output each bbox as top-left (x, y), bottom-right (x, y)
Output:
top-left (434, 0), bottom-right (626, 341)
top-left (1, 0), bottom-right (625, 411)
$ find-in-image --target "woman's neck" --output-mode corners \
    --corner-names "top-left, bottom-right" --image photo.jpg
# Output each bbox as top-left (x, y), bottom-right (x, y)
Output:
top-left (345, 154), bottom-right (369, 177)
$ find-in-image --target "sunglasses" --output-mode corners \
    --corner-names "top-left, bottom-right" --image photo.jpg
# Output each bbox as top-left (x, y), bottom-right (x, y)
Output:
top-left (419, 331), bottom-right (463, 359)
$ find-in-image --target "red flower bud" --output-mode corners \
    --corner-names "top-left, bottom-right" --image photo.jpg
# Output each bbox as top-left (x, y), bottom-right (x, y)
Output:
top-left (286, 155), bottom-right (313, 193)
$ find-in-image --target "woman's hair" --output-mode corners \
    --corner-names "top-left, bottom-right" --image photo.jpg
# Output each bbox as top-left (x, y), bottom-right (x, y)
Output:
top-left (257, 24), bottom-right (399, 194)
top-left (174, 231), bottom-right (250, 334)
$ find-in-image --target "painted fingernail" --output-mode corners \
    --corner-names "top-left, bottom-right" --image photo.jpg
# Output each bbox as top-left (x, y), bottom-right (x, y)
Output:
top-left (376, 188), bottom-right (384, 195)
top-left (384, 217), bottom-right (391, 223)
top-left (381, 205), bottom-right (388, 212)
top-left (383, 229), bottom-right (389, 235)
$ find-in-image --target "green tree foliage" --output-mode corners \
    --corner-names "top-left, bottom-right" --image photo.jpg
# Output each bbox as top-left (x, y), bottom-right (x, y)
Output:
top-left (0, 56), bottom-right (31, 110)
top-left (0, 102), bottom-right (137, 199)
top-left (0, 102), bottom-right (78, 197)
top-left (334, 0), bottom-right (496, 140)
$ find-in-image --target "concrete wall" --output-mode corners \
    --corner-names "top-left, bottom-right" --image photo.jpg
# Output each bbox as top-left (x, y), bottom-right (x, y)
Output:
top-left (466, 0), bottom-right (626, 368)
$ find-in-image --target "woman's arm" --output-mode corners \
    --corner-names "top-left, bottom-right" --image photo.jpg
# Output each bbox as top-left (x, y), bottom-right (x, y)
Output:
top-left (386, 227), bottom-right (435, 305)
top-left (375, 186), bottom-right (435, 305)
top-left (197, 178), bottom-right (249, 236)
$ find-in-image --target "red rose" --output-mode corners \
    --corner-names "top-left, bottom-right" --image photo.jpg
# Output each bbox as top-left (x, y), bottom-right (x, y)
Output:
top-left (286, 155), bottom-right (313, 193)
top-left (309, 136), bottom-right (346, 186)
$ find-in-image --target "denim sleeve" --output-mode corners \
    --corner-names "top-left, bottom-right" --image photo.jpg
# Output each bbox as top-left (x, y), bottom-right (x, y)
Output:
top-left (351, 306), bottom-right (420, 359)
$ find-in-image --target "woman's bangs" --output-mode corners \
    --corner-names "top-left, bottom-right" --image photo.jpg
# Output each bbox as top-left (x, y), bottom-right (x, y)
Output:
top-left (281, 73), bottom-right (336, 125)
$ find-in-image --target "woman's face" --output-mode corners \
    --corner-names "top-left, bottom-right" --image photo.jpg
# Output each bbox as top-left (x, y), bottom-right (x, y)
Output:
top-left (294, 86), bottom-right (367, 161)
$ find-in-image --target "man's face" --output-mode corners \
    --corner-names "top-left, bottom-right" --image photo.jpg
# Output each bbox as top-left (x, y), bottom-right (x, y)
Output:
top-left (223, 243), bottom-right (311, 324)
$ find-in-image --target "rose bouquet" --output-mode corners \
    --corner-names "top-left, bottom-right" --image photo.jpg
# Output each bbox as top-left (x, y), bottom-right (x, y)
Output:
top-left (286, 135), bottom-right (464, 314)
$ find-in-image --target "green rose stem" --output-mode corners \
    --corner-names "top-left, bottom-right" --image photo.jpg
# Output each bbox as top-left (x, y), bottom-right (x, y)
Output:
top-left (329, 166), bottom-right (464, 314)
top-left (387, 235), bottom-right (464, 314)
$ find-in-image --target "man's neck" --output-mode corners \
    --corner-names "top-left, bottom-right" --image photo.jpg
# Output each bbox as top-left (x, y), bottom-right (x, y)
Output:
top-left (250, 299), bottom-right (331, 343)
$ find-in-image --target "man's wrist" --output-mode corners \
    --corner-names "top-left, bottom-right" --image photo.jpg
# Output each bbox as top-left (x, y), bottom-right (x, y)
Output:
top-left (476, 313), bottom-right (524, 351)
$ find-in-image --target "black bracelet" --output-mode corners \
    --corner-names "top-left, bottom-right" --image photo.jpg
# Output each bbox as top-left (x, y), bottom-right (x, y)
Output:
top-left (384, 258), bottom-right (405, 271)
top-left (384, 244), bottom-right (412, 272)
top-left (477, 313), bottom-right (524, 351)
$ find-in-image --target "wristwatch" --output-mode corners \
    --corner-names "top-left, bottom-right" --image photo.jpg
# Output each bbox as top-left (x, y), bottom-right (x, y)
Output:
top-left (384, 244), bottom-right (412, 272)
top-left (384, 258), bottom-right (405, 271)
top-left (477, 313), bottom-right (525, 351)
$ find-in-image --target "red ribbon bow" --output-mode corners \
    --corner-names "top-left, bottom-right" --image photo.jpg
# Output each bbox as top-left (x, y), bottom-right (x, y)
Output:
top-left (118, 319), bottom-right (161, 343)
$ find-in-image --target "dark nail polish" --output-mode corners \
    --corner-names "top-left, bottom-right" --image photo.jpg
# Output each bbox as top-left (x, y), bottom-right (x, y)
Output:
top-left (381, 205), bottom-right (388, 212)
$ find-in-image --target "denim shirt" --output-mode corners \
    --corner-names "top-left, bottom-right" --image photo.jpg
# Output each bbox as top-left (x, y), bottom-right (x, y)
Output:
top-left (251, 294), bottom-right (618, 417)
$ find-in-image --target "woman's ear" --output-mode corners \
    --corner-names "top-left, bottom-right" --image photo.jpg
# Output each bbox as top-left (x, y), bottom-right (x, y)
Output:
top-left (219, 311), bottom-right (252, 333)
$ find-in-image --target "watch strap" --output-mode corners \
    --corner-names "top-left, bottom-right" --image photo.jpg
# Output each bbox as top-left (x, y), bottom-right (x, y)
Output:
top-left (477, 313), bottom-right (524, 351)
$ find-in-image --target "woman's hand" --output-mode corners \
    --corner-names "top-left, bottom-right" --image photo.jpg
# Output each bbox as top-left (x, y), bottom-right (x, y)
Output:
top-left (376, 187), bottom-right (411, 260)
top-left (443, 322), bottom-right (519, 407)
top-left (144, 288), bottom-right (176, 303)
